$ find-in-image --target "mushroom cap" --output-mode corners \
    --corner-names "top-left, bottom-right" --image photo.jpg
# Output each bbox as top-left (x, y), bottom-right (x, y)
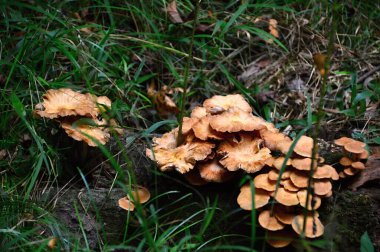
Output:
top-left (152, 128), bottom-right (178, 149)
top-left (237, 184), bottom-right (270, 210)
top-left (291, 214), bottom-right (324, 238)
top-left (266, 230), bottom-right (295, 248)
top-left (203, 94), bottom-right (252, 114)
top-left (183, 169), bottom-right (208, 186)
top-left (254, 173), bottom-right (277, 191)
top-left (358, 149), bottom-right (369, 159)
top-left (282, 179), bottom-right (299, 192)
top-left (339, 156), bottom-right (352, 166)
top-left (61, 119), bottom-right (110, 146)
top-left (274, 206), bottom-right (296, 225)
top-left (293, 136), bottom-right (314, 158)
top-left (343, 167), bottom-right (357, 176)
top-left (313, 165), bottom-right (339, 180)
top-left (265, 156), bottom-right (276, 167)
top-left (146, 141), bottom-right (215, 173)
top-left (192, 116), bottom-right (225, 140)
top-left (274, 188), bottom-right (299, 206)
top-left (291, 158), bottom-right (317, 171)
top-left (35, 88), bottom-right (105, 119)
top-left (258, 210), bottom-right (285, 231)
top-left (351, 161), bottom-right (365, 170)
top-left (277, 140), bottom-right (293, 155)
top-left (334, 137), bottom-right (354, 146)
top-left (218, 134), bottom-right (271, 173)
top-left (297, 190), bottom-right (321, 210)
top-left (127, 186), bottom-right (151, 204)
top-left (261, 130), bottom-right (291, 151)
top-left (268, 169), bottom-right (290, 181)
top-left (198, 159), bottom-right (234, 183)
top-left (209, 108), bottom-right (267, 133)
top-left (290, 170), bottom-right (309, 188)
top-left (118, 197), bottom-right (135, 211)
top-left (313, 179), bottom-right (332, 196)
top-left (190, 106), bottom-right (207, 119)
top-left (273, 157), bottom-right (292, 170)
top-left (344, 140), bottom-right (366, 154)
top-left (339, 171), bottom-right (347, 178)
top-left (181, 117), bottom-right (198, 135)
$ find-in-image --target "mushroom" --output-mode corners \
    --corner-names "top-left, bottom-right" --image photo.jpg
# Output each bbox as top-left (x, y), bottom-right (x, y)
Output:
top-left (118, 197), bottom-right (135, 211)
top-left (258, 210), bottom-right (285, 231)
top-left (273, 157), bottom-right (292, 170)
top-left (291, 214), bottom-right (324, 238)
top-left (198, 159), bottom-right (234, 183)
top-left (203, 94), bottom-right (252, 114)
top-left (273, 188), bottom-right (299, 206)
top-left (192, 116), bottom-right (225, 140)
top-left (127, 186), bottom-right (151, 204)
top-left (291, 158), bottom-right (317, 171)
top-left (266, 230), bottom-right (295, 248)
top-left (237, 184), bottom-right (271, 210)
top-left (274, 205), bottom-right (296, 225)
top-left (293, 136), bottom-right (314, 158)
top-left (297, 190), bottom-right (321, 210)
top-left (217, 133), bottom-right (271, 173)
top-left (254, 173), bottom-right (277, 191)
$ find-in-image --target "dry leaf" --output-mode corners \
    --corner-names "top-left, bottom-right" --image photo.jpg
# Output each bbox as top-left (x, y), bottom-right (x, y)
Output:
top-left (268, 19), bottom-right (279, 38)
top-left (167, 1), bottom-right (183, 24)
top-left (313, 53), bottom-right (327, 76)
top-left (147, 82), bottom-right (179, 117)
top-left (349, 154), bottom-right (380, 190)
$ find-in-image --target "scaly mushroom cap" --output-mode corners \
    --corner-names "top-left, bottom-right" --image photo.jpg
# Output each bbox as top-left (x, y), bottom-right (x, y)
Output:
top-left (294, 136), bottom-right (314, 157)
top-left (266, 230), bottom-right (295, 248)
top-left (209, 108), bottom-right (267, 133)
top-left (61, 119), bottom-right (110, 147)
top-left (146, 141), bottom-right (215, 173)
top-left (290, 170), bottom-right (309, 188)
top-left (35, 88), bottom-right (103, 119)
top-left (261, 130), bottom-right (291, 151)
top-left (339, 156), bottom-right (352, 166)
top-left (127, 186), bottom-right (151, 204)
top-left (344, 140), bottom-right (366, 154)
top-left (118, 197), bottom-right (135, 211)
top-left (291, 158), bottom-right (317, 171)
top-left (198, 159), bottom-right (234, 183)
top-left (297, 190), bottom-right (321, 210)
top-left (313, 179), bottom-right (332, 196)
top-left (313, 165), bottom-right (339, 180)
top-left (192, 116), bottom-right (225, 140)
top-left (259, 210), bottom-right (286, 231)
top-left (273, 157), bottom-right (292, 170)
top-left (274, 188), bottom-right (299, 206)
top-left (218, 134), bottom-right (271, 173)
top-left (237, 184), bottom-right (271, 210)
top-left (190, 106), bottom-right (207, 119)
top-left (203, 94), bottom-right (252, 114)
top-left (254, 173), bottom-right (277, 191)
top-left (292, 214), bottom-right (324, 238)
top-left (351, 161), bottom-right (365, 170)
top-left (334, 136), bottom-right (354, 146)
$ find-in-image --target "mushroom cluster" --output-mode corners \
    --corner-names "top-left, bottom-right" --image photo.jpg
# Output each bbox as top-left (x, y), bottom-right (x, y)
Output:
top-left (145, 94), bottom-right (341, 248)
top-left (334, 137), bottom-right (368, 178)
top-left (34, 88), bottom-right (122, 146)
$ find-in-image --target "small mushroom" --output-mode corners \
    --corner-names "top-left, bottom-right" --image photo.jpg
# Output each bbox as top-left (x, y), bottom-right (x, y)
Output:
top-left (339, 157), bottom-right (352, 166)
top-left (293, 136), bottom-right (314, 158)
top-left (291, 158), bottom-right (317, 171)
top-left (313, 179), bottom-right (332, 196)
top-left (297, 190), bottom-right (321, 210)
top-left (198, 159), bottom-right (234, 183)
top-left (192, 116), bottom-right (224, 140)
top-left (290, 170), bottom-right (309, 188)
top-left (344, 140), bottom-right (366, 154)
top-left (274, 188), bottom-right (299, 206)
top-left (291, 214), bottom-right (324, 238)
top-left (254, 173), bottom-right (277, 191)
top-left (203, 94), bottom-right (252, 114)
top-left (273, 157), bottom-right (292, 170)
top-left (351, 161), bottom-right (365, 170)
top-left (127, 186), bottom-right (151, 204)
top-left (258, 210), bottom-right (285, 231)
top-left (237, 184), bottom-right (270, 210)
top-left (266, 230), bottom-right (295, 248)
top-left (118, 197), bottom-right (135, 211)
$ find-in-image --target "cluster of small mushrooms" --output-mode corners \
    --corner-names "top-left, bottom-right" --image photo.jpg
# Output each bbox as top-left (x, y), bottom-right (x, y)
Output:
top-left (146, 94), bottom-right (369, 248)
top-left (34, 88), bottom-right (122, 146)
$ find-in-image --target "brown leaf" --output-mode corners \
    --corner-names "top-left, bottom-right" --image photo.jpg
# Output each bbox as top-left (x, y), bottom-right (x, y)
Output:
top-left (313, 53), bottom-right (328, 76)
top-left (268, 19), bottom-right (279, 38)
top-left (167, 1), bottom-right (183, 24)
top-left (349, 154), bottom-right (380, 190)
top-left (147, 81), bottom-right (179, 118)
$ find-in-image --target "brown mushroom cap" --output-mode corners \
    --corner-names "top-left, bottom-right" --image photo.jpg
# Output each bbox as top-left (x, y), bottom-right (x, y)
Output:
top-left (34, 88), bottom-right (101, 119)
top-left (259, 210), bottom-right (286, 231)
top-left (218, 134), bottom-right (271, 173)
top-left (254, 173), bottom-right (277, 191)
top-left (358, 149), bottom-right (369, 159)
top-left (290, 170), bottom-right (309, 188)
top-left (313, 165), bottom-right (339, 180)
top-left (198, 159), bottom-right (234, 183)
top-left (291, 158), bottom-right (317, 171)
top-left (274, 206), bottom-right (296, 225)
top-left (274, 188), bottom-right (299, 206)
top-left (181, 117), bottom-right (198, 135)
top-left (334, 137), bottom-right (354, 146)
top-left (127, 186), bottom-right (151, 204)
top-left (343, 167), bottom-right (357, 176)
top-left (190, 106), bottom-right (207, 119)
top-left (192, 116), bottom-right (224, 140)
top-left (282, 179), bottom-right (299, 192)
top-left (297, 190), bottom-right (321, 210)
top-left (291, 214), bottom-right (324, 238)
top-left (261, 130), bottom-right (291, 151)
top-left (351, 161), bottom-right (365, 170)
top-left (313, 179), bottom-right (332, 196)
top-left (268, 169), bottom-right (280, 181)
top-left (265, 156), bottom-right (276, 167)
top-left (152, 128), bottom-right (178, 149)
top-left (344, 140), bottom-right (366, 154)
top-left (339, 156), bottom-right (352, 166)
top-left (237, 184), bottom-right (271, 210)
top-left (146, 141), bottom-right (215, 173)
top-left (294, 136), bottom-right (314, 158)
top-left (118, 197), bottom-right (135, 211)
top-left (266, 230), bottom-right (295, 248)
top-left (277, 140), bottom-right (293, 155)
top-left (61, 119), bottom-right (110, 147)
top-left (209, 108), bottom-right (267, 133)
top-left (273, 157), bottom-right (292, 170)
top-left (203, 94), bottom-right (252, 114)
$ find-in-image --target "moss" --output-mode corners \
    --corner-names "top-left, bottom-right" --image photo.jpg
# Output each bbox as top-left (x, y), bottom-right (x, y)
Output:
top-left (322, 191), bottom-right (378, 252)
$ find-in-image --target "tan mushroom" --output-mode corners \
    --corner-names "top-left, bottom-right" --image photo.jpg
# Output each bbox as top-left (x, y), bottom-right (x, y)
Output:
top-left (118, 197), bottom-right (135, 211)
top-left (190, 106), bottom-right (207, 119)
top-left (274, 205), bottom-right (296, 225)
top-left (291, 158), bottom-right (317, 171)
top-left (183, 169), bottom-right (208, 186)
top-left (344, 140), bottom-right (366, 154)
top-left (181, 117), bottom-right (198, 135)
top-left (313, 165), bottom-right (339, 180)
top-left (237, 184), bottom-right (271, 210)
top-left (358, 149), bottom-right (369, 159)
top-left (273, 157), bottom-right (292, 170)
top-left (291, 214), bottom-right (324, 238)
top-left (313, 179), bottom-right (332, 196)
top-left (290, 170), bottom-right (309, 188)
top-left (203, 94), bottom-right (252, 114)
top-left (297, 190), bottom-right (321, 210)
top-left (266, 230), bottom-right (295, 248)
top-left (192, 116), bottom-right (225, 140)
top-left (293, 136), bottom-right (314, 158)
top-left (334, 137), bottom-right (354, 146)
top-left (343, 167), bottom-right (357, 176)
top-left (282, 179), bottom-right (299, 192)
top-left (254, 173), bottom-right (277, 191)
top-left (273, 188), bottom-right (299, 206)
top-left (127, 186), bottom-right (151, 204)
top-left (339, 157), bottom-right (352, 166)
top-left (218, 134), bottom-right (271, 173)
top-left (351, 161), bottom-right (365, 170)
top-left (198, 159), bottom-right (234, 183)
top-left (261, 130), bottom-right (291, 151)
top-left (258, 210), bottom-right (285, 231)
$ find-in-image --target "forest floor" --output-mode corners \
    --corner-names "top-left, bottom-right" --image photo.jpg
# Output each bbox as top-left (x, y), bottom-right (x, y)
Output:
top-left (1, 1), bottom-right (380, 251)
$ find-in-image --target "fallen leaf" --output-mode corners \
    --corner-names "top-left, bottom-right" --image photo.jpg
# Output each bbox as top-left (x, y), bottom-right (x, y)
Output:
top-left (167, 1), bottom-right (183, 24)
top-left (268, 19), bottom-right (279, 38)
top-left (313, 53), bottom-right (328, 76)
top-left (287, 77), bottom-right (306, 91)
top-left (349, 154), bottom-right (380, 191)
top-left (147, 81), bottom-right (179, 118)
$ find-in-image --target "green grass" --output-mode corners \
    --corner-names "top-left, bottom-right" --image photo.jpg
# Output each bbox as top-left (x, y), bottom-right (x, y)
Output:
top-left (1, 0), bottom-right (379, 251)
